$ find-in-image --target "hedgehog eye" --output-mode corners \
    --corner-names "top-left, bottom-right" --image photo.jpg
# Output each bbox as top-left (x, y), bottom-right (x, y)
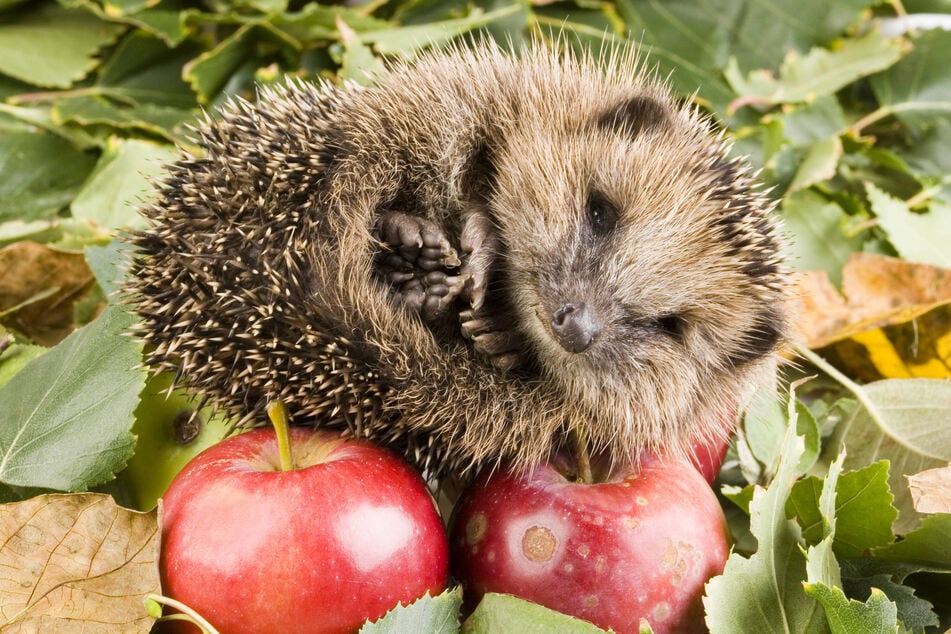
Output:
top-left (654, 314), bottom-right (685, 339)
top-left (585, 191), bottom-right (618, 236)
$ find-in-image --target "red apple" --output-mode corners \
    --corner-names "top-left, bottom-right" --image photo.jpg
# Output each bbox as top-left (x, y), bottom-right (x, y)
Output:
top-left (160, 427), bottom-right (449, 633)
top-left (687, 407), bottom-right (735, 484)
top-left (450, 458), bottom-right (729, 634)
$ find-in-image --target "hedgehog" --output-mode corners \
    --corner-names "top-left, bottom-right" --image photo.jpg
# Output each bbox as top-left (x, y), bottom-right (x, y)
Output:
top-left (126, 40), bottom-right (787, 480)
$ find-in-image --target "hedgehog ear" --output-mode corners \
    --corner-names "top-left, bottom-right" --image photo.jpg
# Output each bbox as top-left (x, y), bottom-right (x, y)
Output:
top-left (725, 307), bottom-right (785, 369)
top-left (595, 95), bottom-right (670, 141)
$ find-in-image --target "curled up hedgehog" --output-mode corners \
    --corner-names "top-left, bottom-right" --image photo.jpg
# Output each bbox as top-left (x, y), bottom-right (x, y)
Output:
top-left (126, 41), bottom-right (787, 480)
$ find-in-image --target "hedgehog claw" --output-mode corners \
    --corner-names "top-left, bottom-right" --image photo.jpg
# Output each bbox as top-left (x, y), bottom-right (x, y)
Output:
top-left (459, 208), bottom-right (496, 311)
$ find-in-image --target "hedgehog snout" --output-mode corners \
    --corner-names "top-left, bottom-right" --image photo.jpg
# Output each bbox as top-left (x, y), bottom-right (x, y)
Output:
top-left (549, 301), bottom-right (602, 353)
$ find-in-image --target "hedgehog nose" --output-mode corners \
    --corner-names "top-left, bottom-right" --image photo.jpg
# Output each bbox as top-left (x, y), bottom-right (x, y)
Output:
top-left (550, 302), bottom-right (601, 353)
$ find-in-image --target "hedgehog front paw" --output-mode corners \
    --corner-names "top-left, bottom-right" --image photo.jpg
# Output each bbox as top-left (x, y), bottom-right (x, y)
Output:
top-left (376, 212), bottom-right (463, 321)
top-left (377, 211), bottom-right (460, 270)
top-left (460, 308), bottom-right (523, 372)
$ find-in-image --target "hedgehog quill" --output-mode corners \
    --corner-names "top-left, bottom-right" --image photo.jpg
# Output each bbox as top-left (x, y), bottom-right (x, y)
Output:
top-left (127, 42), bottom-right (787, 479)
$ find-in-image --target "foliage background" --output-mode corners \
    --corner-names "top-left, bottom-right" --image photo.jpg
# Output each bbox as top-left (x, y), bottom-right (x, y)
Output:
top-left (0, 0), bottom-right (950, 632)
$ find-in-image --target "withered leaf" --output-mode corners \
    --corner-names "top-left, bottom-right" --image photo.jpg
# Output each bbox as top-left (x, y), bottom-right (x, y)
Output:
top-left (0, 241), bottom-right (96, 346)
top-left (908, 465), bottom-right (951, 514)
top-left (0, 493), bottom-right (159, 633)
top-left (792, 253), bottom-right (951, 381)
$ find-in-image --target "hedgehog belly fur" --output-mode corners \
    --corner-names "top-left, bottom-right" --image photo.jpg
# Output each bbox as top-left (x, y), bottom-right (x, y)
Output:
top-left (127, 42), bottom-right (787, 479)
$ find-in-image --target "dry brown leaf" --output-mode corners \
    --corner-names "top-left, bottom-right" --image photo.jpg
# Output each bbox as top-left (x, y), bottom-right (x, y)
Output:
top-left (792, 253), bottom-right (951, 381)
top-left (908, 464), bottom-right (951, 514)
top-left (0, 241), bottom-right (97, 346)
top-left (0, 493), bottom-right (159, 633)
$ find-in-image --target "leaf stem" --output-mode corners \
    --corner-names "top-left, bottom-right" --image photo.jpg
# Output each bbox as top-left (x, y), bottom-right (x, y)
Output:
top-left (146, 594), bottom-right (220, 634)
top-left (848, 105), bottom-right (894, 136)
top-left (791, 340), bottom-right (887, 429)
top-left (267, 400), bottom-right (295, 471)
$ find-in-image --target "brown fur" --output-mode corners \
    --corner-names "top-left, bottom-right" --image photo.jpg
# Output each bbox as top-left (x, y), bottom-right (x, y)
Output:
top-left (127, 42), bottom-right (786, 478)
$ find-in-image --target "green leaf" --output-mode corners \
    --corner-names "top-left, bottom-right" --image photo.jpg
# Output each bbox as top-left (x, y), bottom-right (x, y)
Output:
top-left (53, 96), bottom-right (195, 142)
top-left (726, 31), bottom-right (904, 107)
top-left (0, 4), bottom-right (125, 88)
top-left (742, 389), bottom-right (820, 481)
top-left (803, 585), bottom-right (899, 634)
top-left (804, 453), bottom-right (845, 591)
top-left (0, 305), bottom-right (144, 492)
top-left (873, 514), bottom-right (951, 569)
top-left (616, 0), bottom-right (880, 114)
top-left (828, 379), bottom-right (951, 534)
top-left (182, 21), bottom-right (299, 104)
top-left (271, 3), bottom-right (392, 42)
top-left (866, 182), bottom-right (951, 268)
top-left (462, 593), bottom-right (608, 634)
top-left (70, 137), bottom-right (177, 230)
top-left (781, 189), bottom-right (865, 286)
top-left (361, 5), bottom-right (524, 57)
top-left (788, 136), bottom-right (842, 194)
top-left (779, 96), bottom-right (848, 147)
top-left (704, 396), bottom-right (826, 634)
top-left (336, 18), bottom-right (386, 86)
top-left (788, 462), bottom-right (899, 559)
top-left (359, 588), bottom-right (461, 634)
top-left (85, 239), bottom-right (130, 300)
top-left (97, 31), bottom-right (199, 108)
top-left (870, 29), bottom-right (951, 131)
top-left (0, 339), bottom-right (45, 389)
top-left (840, 560), bottom-right (940, 632)
top-left (0, 130), bottom-right (98, 222)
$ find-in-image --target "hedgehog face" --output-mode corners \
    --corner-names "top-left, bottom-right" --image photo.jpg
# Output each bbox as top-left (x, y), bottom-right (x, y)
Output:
top-left (490, 92), bottom-right (785, 424)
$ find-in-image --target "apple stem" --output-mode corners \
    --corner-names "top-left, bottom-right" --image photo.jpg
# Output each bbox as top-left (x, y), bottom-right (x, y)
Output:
top-left (145, 593), bottom-right (220, 634)
top-left (570, 426), bottom-right (593, 484)
top-left (267, 400), bottom-right (295, 472)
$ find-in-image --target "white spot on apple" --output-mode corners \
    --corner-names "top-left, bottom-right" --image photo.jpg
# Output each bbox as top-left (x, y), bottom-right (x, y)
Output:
top-left (336, 504), bottom-right (415, 573)
top-left (466, 512), bottom-right (487, 546)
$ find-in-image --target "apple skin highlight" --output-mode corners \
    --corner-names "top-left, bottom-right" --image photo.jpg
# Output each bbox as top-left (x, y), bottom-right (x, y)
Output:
top-left (160, 428), bottom-right (448, 634)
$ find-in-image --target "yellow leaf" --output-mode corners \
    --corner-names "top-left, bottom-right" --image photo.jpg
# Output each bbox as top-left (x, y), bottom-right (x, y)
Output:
top-left (792, 253), bottom-right (951, 380)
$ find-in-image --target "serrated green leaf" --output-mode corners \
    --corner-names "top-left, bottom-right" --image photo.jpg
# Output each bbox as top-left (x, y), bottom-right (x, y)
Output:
top-left (97, 31), bottom-right (199, 108)
top-left (803, 585), bottom-right (899, 634)
top-left (463, 593), bottom-right (608, 634)
top-left (182, 21), bottom-right (299, 104)
top-left (873, 514), bottom-right (951, 569)
top-left (726, 31), bottom-right (904, 106)
top-left (0, 305), bottom-right (144, 491)
top-left (840, 560), bottom-right (940, 632)
top-left (866, 183), bottom-right (951, 268)
top-left (616, 0), bottom-right (879, 114)
top-left (829, 379), bottom-right (951, 533)
top-left (804, 453), bottom-right (845, 591)
top-left (0, 131), bottom-right (98, 222)
top-left (85, 239), bottom-right (131, 300)
top-left (778, 96), bottom-right (848, 147)
top-left (271, 3), bottom-right (392, 42)
top-left (781, 189), bottom-right (865, 286)
top-left (788, 462), bottom-right (899, 559)
top-left (788, 136), bottom-right (842, 194)
top-left (359, 588), bottom-right (461, 634)
top-left (70, 137), bottom-right (177, 230)
top-left (0, 4), bottom-right (125, 88)
top-left (742, 389), bottom-right (820, 482)
top-left (705, 396), bottom-right (827, 634)
top-left (53, 96), bottom-right (195, 142)
top-left (870, 28), bottom-right (951, 131)
top-left (0, 339), bottom-right (46, 389)
top-left (361, 5), bottom-right (523, 57)
top-left (336, 18), bottom-right (386, 86)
